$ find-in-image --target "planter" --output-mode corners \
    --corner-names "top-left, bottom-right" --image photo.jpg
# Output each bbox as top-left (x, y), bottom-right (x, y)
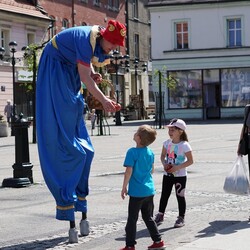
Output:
top-left (0, 121), bottom-right (9, 137)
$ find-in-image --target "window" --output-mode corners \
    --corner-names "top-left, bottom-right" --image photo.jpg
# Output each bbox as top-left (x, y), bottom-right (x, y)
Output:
top-left (27, 33), bottom-right (35, 45)
top-left (132, 0), bottom-right (138, 19)
top-left (62, 19), bottom-right (69, 30)
top-left (221, 68), bottom-right (250, 107)
top-left (148, 37), bottom-right (152, 60)
top-left (49, 17), bottom-right (56, 38)
top-left (175, 22), bottom-right (189, 49)
top-left (168, 70), bottom-right (202, 109)
top-left (108, 0), bottom-right (119, 10)
top-left (93, 0), bottom-right (101, 7)
top-left (227, 18), bottom-right (242, 47)
top-left (134, 34), bottom-right (139, 59)
top-left (114, 0), bottom-right (119, 9)
top-left (0, 29), bottom-right (10, 55)
top-left (148, 75), bottom-right (155, 103)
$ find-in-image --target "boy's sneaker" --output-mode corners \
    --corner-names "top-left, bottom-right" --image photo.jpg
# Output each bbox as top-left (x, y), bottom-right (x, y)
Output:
top-left (154, 213), bottom-right (164, 225)
top-left (80, 219), bottom-right (90, 236)
top-left (174, 216), bottom-right (185, 228)
top-left (148, 240), bottom-right (166, 249)
top-left (120, 247), bottom-right (135, 250)
top-left (68, 228), bottom-right (78, 243)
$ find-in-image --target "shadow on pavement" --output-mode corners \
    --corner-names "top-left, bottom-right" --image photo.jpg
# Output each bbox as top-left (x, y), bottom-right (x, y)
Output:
top-left (196, 220), bottom-right (249, 238)
top-left (0, 236), bottom-right (68, 250)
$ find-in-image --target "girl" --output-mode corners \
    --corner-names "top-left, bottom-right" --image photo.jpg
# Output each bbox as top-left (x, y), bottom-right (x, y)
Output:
top-left (155, 118), bottom-right (193, 228)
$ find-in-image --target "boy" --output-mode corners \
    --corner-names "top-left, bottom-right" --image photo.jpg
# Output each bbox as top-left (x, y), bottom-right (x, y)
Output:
top-left (121, 125), bottom-right (165, 250)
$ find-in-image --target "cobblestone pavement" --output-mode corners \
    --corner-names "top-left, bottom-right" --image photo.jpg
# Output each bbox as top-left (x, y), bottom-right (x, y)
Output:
top-left (0, 119), bottom-right (250, 250)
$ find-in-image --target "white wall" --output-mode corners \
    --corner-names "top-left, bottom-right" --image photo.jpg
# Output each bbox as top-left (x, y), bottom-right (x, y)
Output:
top-left (150, 2), bottom-right (250, 60)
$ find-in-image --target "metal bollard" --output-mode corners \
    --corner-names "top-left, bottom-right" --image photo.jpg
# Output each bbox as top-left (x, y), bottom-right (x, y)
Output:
top-left (2, 114), bottom-right (33, 188)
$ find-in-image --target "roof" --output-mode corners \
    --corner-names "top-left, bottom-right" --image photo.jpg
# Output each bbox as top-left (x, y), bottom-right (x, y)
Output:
top-left (0, 0), bottom-right (50, 20)
top-left (147, 0), bottom-right (250, 7)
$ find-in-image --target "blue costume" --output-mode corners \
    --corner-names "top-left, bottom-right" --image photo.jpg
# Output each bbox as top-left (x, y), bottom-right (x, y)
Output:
top-left (36, 26), bottom-right (109, 221)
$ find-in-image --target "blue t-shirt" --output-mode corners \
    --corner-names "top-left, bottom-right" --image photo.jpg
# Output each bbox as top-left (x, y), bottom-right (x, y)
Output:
top-left (123, 147), bottom-right (155, 197)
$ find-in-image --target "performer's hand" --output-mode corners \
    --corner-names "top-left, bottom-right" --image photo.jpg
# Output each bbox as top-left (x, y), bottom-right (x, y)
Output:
top-left (102, 98), bottom-right (117, 113)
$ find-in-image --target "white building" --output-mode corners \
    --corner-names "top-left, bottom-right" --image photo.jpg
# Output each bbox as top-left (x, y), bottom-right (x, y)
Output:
top-left (148, 0), bottom-right (250, 120)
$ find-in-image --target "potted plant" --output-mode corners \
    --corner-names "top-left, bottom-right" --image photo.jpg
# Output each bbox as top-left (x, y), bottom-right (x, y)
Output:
top-left (0, 114), bottom-right (8, 137)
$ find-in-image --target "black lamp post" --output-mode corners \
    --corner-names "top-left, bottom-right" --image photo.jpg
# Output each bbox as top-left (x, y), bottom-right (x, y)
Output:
top-left (110, 50), bottom-right (129, 126)
top-left (0, 41), bottom-right (33, 188)
top-left (133, 59), bottom-right (147, 120)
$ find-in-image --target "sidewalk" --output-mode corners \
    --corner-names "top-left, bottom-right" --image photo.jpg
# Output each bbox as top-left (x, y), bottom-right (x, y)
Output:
top-left (175, 220), bottom-right (250, 250)
top-left (0, 118), bottom-right (249, 250)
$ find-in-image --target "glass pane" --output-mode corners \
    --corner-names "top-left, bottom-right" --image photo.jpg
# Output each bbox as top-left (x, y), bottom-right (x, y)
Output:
top-left (228, 31), bottom-right (234, 46)
top-left (228, 20), bottom-right (234, 29)
top-left (236, 30), bottom-right (241, 46)
top-left (183, 22), bottom-right (188, 31)
top-left (236, 19), bottom-right (241, 29)
top-left (183, 33), bottom-right (188, 48)
top-left (176, 23), bottom-right (181, 32)
top-left (168, 70), bottom-right (202, 109)
top-left (221, 68), bottom-right (250, 107)
top-left (176, 34), bottom-right (182, 49)
top-left (203, 69), bottom-right (219, 84)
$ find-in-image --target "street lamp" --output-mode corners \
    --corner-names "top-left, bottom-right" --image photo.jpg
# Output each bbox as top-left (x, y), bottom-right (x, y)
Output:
top-left (110, 50), bottom-right (129, 126)
top-left (0, 41), bottom-right (33, 188)
top-left (133, 59), bottom-right (147, 119)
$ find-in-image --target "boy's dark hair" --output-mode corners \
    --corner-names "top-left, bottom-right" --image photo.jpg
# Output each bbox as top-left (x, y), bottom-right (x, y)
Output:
top-left (137, 125), bottom-right (157, 146)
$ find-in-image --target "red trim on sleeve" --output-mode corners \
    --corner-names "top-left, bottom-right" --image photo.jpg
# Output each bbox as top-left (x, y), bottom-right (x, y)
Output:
top-left (77, 60), bottom-right (90, 67)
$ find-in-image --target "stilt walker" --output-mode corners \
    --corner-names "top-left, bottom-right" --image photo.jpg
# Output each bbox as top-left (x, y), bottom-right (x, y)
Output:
top-left (36, 20), bottom-right (126, 243)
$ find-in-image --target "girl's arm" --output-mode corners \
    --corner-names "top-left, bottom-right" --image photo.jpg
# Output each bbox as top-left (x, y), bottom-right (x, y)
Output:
top-left (160, 146), bottom-right (167, 166)
top-left (121, 167), bottom-right (133, 199)
top-left (168, 151), bottom-right (193, 173)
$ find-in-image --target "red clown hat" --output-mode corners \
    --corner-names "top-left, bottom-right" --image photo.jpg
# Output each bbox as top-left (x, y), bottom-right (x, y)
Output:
top-left (100, 20), bottom-right (126, 47)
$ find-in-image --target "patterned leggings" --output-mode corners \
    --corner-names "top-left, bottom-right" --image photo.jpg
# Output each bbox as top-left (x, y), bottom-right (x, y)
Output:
top-left (158, 175), bottom-right (187, 218)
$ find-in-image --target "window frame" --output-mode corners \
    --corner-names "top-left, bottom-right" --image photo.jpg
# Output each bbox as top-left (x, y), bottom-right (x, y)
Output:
top-left (0, 28), bottom-right (10, 56)
top-left (226, 17), bottom-right (243, 47)
top-left (173, 19), bottom-right (190, 50)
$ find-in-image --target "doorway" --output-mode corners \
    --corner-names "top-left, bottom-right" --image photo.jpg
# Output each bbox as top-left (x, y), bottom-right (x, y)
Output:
top-left (203, 83), bottom-right (221, 119)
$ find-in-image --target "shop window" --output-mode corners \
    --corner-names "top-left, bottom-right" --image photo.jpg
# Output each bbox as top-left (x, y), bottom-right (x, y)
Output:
top-left (168, 70), bottom-right (202, 109)
top-left (221, 68), bottom-right (250, 107)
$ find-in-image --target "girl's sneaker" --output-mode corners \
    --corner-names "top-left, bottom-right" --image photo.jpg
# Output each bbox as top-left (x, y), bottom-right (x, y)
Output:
top-left (174, 216), bottom-right (185, 228)
top-left (120, 247), bottom-right (135, 250)
top-left (148, 240), bottom-right (166, 249)
top-left (154, 213), bottom-right (164, 225)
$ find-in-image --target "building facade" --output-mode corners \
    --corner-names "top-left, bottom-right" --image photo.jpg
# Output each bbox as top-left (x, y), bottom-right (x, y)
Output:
top-left (148, 0), bottom-right (250, 120)
top-left (1, 0), bottom-right (153, 120)
top-left (0, 0), bottom-right (50, 117)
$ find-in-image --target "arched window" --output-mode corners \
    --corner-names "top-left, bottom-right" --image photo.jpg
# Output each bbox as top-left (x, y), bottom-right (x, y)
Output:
top-left (62, 18), bottom-right (69, 29)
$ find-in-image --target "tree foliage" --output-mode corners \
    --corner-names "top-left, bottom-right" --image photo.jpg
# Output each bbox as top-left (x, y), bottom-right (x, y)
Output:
top-left (153, 66), bottom-right (178, 90)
